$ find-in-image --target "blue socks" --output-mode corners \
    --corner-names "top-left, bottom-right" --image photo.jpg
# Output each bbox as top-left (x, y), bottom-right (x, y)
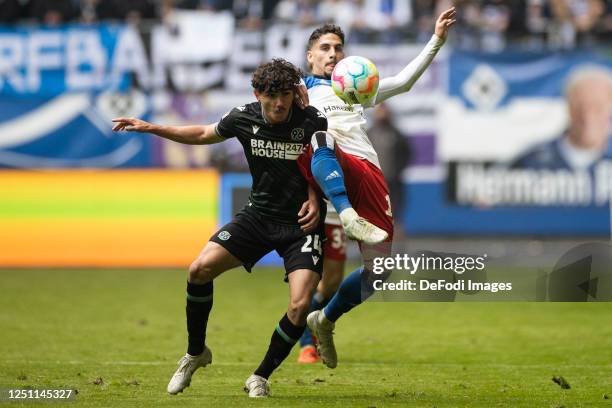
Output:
top-left (323, 267), bottom-right (364, 322)
top-left (299, 292), bottom-right (330, 347)
top-left (311, 146), bottom-right (351, 214)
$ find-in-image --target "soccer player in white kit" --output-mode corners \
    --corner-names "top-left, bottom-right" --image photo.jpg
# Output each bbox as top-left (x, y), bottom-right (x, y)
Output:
top-left (297, 7), bottom-right (457, 367)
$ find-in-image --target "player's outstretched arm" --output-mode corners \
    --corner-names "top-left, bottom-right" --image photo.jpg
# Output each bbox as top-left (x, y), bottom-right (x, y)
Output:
top-left (373, 7), bottom-right (456, 105)
top-left (112, 117), bottom-right (225, 145)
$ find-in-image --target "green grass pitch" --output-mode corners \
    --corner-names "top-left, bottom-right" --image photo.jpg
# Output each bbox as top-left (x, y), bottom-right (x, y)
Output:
top-left (1, 268), bottom-right (611, 407)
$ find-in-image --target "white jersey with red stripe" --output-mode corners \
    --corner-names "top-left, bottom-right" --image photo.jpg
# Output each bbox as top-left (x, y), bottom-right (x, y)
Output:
top-left (304, 75), bottom-right (382, 168)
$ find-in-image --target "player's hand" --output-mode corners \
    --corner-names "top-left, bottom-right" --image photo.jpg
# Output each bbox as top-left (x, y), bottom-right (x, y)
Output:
top-left (434, 7), bottom-right (457, 40)
top-left (112, 117), bottom-right (153, 132)
top-left (295, 83), bottom-right (310, 109)
top-left (298, 197), bottom-right (320, 233)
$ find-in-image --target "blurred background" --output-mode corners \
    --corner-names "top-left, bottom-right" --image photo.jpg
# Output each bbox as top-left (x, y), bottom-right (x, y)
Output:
top-left (0, 0), bottom-right (611, 268)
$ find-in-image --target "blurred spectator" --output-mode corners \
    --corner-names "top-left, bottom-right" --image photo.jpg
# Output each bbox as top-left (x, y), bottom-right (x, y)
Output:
top-left (479, 0), bottom-right (511, 52)
top-left (0, 0), bottom-right (609, 51)
top-left (367, 103), bottom-right (411, 230)
top-left (348, 0), bottom-right (412, 43)
top-left (234, 0), bottom-right (281, 28)
top-left (448, 0), bottom-right (481, 49)
top-left (275, 0), bottom-right (321, 26)
top-left (209, 138), bottom-right (250, 172)
top-left (29, 0), bottom-right (77, 25)
top-left (595, 1), bottom-right (612, 42)
top-left (412, 0), bottom-right (436, 41)
top-left (196, 0), bottom-right (235, 12)
top-left (525, 0), bottom-right (549, 47)
top-left (0, 0), bottom-right (24, 23)
top-left (95, 0), bottom-right (158, 23)
top-left (78, 0), bottom-right (99, 23)
top-left (318, 0), bottom-right (363, 34)
top-left (505, 0), bottom-right (528, 41)
top-left (548, 0), bottom-right (605, 49)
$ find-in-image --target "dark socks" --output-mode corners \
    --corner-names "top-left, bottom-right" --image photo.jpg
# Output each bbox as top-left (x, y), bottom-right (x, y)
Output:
top-left (254, 313), bottom-right (305, 379)
top-left (186, 281), bottom-right (213, 356)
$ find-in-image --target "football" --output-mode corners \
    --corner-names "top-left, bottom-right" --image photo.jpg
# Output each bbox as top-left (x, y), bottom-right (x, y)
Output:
top-left (331, 56), bottom-right (380, 106)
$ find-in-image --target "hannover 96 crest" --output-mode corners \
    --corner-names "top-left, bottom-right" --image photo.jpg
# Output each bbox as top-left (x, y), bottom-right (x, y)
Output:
top-left (291, 128), bottom-right (305, 141)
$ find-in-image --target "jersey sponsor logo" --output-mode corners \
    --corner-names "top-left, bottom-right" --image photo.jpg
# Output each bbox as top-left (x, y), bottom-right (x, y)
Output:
top-left (312, 255), bottom-right (320, 265)
top-left (218, 230), bottom-right (231, 241)
top-left (290, 128), bottom-right (304, 141)
top-left (236, 106), bottom-right (246, 111)
top-left (252, 125), bottom-right (260, 134)
top-left (250, 138), bottom-right (304, 160)
top-left (316, 111), bottom-right (326, 118)
top-left (323, 105), bottom-right (354, 114)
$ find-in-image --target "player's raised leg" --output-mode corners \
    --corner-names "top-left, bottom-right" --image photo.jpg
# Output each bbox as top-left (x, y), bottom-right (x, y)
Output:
top-left (309, 159), bottom-right (394, 367)
top-left (167, 241), bottom-right (242, 395)
top-left (245, 268), bottom-right (319, 397)
top-left (310, 131), bottom-right (388, 244)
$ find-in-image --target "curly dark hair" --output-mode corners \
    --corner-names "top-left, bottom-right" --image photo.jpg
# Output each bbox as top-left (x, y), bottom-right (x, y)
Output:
top-left (307, 24), bottom-right (345, 50)
top-left (251, 58), bottom-right (303, 94)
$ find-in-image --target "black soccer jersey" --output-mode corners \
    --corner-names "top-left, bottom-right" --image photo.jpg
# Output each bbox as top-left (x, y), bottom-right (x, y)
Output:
top-left (215, 102), bottom-right (327, 224)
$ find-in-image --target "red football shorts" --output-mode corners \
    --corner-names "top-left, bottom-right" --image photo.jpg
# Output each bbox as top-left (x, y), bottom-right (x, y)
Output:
top-left (298, 145), bottom-right (394, 245)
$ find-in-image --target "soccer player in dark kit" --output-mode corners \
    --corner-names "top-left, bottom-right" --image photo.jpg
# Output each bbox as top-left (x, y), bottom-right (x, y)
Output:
top-left (112, 59), bottom-right (327, 398)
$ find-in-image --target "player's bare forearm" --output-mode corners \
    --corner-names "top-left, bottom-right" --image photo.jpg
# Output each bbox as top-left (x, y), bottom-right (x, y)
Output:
top-left (151, 124), bottom-right (216, 145)
top-left (112, 117), bottom-right (224, 145)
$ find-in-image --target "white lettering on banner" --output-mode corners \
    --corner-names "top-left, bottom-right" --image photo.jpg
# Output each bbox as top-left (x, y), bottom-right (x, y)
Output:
top-left (66, 30), bottom-right (107, 89)
top-left (110, 27), bottom-right (150, 89)
top-left (0, 23), bottom-right (442, 96)
top-left (226, 30), bottom-right (263, 91)
top-left (27, 32), bottom-right (62, 91)
top-left (454, 163), bottom-right (594, 206)
top-left (0, 35), bottom-right (25, 92)
top-left (0, 28), bottom-right (152, 93)
top-left (594, 161), bottom-right (612, 205)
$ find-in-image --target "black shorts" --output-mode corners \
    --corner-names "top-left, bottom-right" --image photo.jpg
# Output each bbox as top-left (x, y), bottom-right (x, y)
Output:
top-left (210, 207), bottom-right (325, 279)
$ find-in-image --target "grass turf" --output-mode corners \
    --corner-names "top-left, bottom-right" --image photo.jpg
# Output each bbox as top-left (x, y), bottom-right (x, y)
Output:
top-left (1, 268), bottom-right (611, 407)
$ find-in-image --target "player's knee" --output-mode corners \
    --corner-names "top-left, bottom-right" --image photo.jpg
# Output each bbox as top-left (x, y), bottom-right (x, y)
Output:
top-left (288, 296), bottom-right (311, 322)
top-left (311, 131), bottom-right (334, 152)
top-left (188, 258), bottom-right (215, 284)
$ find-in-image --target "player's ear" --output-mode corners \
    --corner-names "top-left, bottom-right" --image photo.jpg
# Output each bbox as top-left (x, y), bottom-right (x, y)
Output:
top-left (253, 90), bottom-right (261, 101)
top-left (306, 49), bottom-right (313, 65)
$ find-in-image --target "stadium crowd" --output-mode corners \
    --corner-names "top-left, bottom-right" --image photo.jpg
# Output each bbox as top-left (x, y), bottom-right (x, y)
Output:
top-left (0, 0), bottom-right (609, 50)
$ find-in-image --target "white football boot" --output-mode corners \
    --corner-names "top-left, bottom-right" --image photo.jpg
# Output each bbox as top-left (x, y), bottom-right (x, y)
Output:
top-left (244, 374), bottom-right (270, 398)
top-left (167, 347), bottom-right (212, 394)
top-left (339, 208), bottom-right (388, 244)
top-left (306, 310), bottom-right (337, 368)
